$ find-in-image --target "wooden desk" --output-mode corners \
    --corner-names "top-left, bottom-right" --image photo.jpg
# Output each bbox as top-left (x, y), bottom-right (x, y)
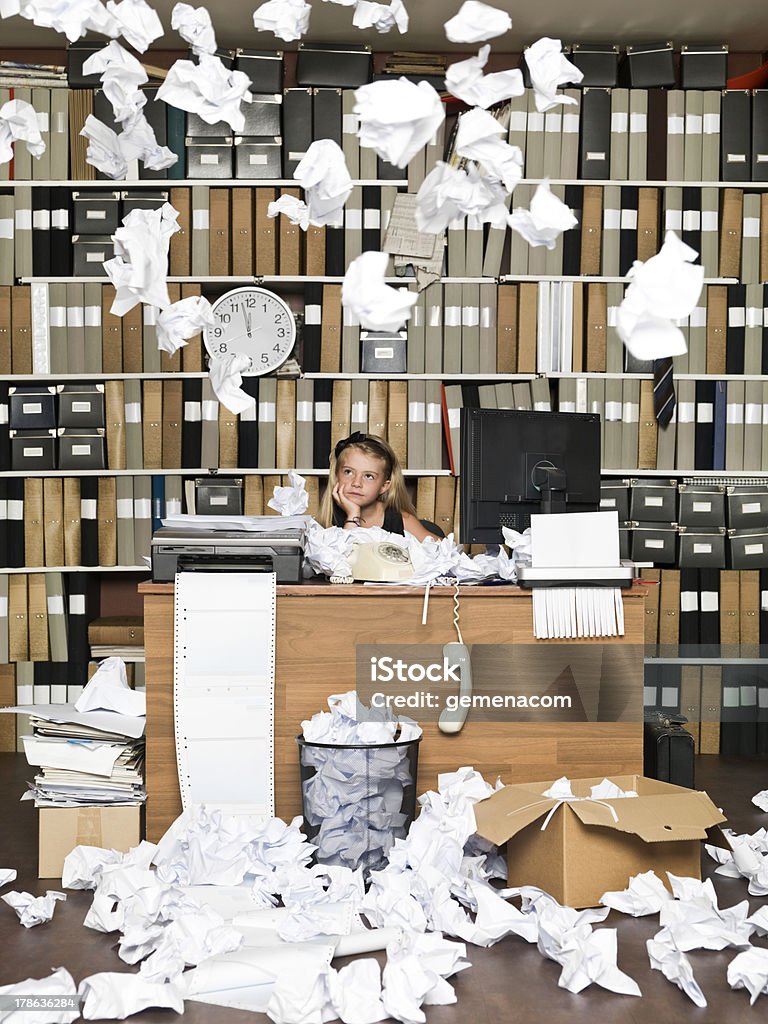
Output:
top-left (140, 582), bottom-right (645, 841)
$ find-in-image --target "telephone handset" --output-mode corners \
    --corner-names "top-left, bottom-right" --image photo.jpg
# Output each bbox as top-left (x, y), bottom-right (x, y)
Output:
top-left (348, 541), bottom-right (414, 582)
top-left (438, 642), bottom-right (473, 734)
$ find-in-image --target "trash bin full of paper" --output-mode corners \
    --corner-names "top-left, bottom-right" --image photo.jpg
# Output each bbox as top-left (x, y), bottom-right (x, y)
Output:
top-left (297, 732), bottom-right (421, 875)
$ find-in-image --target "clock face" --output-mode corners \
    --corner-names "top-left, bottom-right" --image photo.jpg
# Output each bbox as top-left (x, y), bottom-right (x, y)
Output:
top-left (204, 287), bottom-right (296, 376)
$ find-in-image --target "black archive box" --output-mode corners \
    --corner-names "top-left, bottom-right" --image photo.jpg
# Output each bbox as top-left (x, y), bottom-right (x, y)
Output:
top-left (296, 42), bottom-right (372, 88)
top-left (721, 90), bottom-right (751, 181)
top-left (599, 479), bottom-right (631, 521)
top-left (195, 477), bottom-right (243, 515)
top-left (282, 88), bottom-right (313, 177)
top-left (678, 527), bottom-right (727, 568)
top-left (677, 484), bottom-right (726, 528)
top-left (57, 384), bottom-right (105, 428)
top-left (618, 522), bottom-right (632, 561)
top-left (185, 138), bottom-right (233, 178)
top-left (10, 429), bottom-right (56, 471)
top-left (58, 429), bottom-right (106, 470)
top-left (72, 235), bottom-right (114, 277)
top-left (630, 479), bottom-right (678, 523)
top-left (569, 43), bottom-right (619, 87)
top-left (630, 522), bottom-right (678, 565)
top-left (727, 486), bottom-right (768, 529)
top-left (72, 191), bottom-right (120, 234)
top-left (579, 87), bottom-right (611, 179)
top-left (680, 45), bottom-right (728, 89)
top-left (241, 94), bottom-right (283, 137)
top-left (234, 137), bottom-right (282, 178)
top-left (66, 41), bottom-right (103, 87)
top-left (186, 112), bottom-right (231, 138)
top-left (361, 331), bottom-right (407, 373)
top-left (234, 49), bottom-right (284, 93)
top-left (9, 387), bottom-right (57, 430)
top-left (728, 528), bottom-right (768, 568)
top-left (621, 42), bottom-right (676, 88)
top-left (121, 190), bottom-right (169, 217)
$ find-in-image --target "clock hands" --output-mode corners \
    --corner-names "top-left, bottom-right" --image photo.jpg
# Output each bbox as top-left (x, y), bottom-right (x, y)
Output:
top-left (215, 325), bottom-right (264, 348)
top-left (242, 307), bottom-right (253, 338)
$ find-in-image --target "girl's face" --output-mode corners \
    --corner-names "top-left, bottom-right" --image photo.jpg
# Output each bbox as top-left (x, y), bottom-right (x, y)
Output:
top-left (336, 447), bottom-right (391, 507)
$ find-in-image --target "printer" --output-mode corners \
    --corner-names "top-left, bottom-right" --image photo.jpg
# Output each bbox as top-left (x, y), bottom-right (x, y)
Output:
top-left (151, 526), bottom-right (304, 583)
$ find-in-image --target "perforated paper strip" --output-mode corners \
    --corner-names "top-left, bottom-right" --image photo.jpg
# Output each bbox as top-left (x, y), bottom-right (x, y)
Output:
top-left (174, 572), bottom-right (276, 818)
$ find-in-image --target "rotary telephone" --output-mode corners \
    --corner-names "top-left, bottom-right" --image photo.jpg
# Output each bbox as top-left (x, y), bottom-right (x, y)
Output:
top-left (348, 541), bottom-right (414, 582)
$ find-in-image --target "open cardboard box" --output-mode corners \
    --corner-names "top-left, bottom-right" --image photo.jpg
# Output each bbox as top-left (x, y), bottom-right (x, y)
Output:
top-left (38, 805), bottom-right (141, 879)
top-left (473, 775), bottom-right (726, 908)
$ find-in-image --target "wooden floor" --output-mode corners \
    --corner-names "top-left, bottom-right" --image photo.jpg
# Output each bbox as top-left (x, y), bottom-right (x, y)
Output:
top-left (0, 752), bottom-right (766, 1023)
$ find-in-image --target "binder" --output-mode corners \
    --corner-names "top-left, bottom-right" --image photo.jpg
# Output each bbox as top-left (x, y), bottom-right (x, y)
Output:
top-left (602, 378), bottom-right (623, 469)
top-left (516, 283), bottom-right (537, 373)
top-left (406, 286), bottom-right (424, 374)
top-left (720, 90), bottom-right (751, 181)
top-left (341, 89), bottom-right (360, 177)
top-left (282, 87), bottom-right (313, 177)
top-left (407, 379), bottom-right (425, 471)
top-left (387, 381), bottom-right (408, 467)
top-left (42, 477), bottom-right (64, 567)
top-left (740, 569), bottom-right (760, 656)
top-left (319, 283), bottom-right (342, 372)
top-left (257, 376), bottom-right (277, 467)
top-left (79, 477), bottom-right (99, 567)
top-left (31, 186), bottom-right (51, 275)
top-left (190, 186), bottom-right (210, 275)
top-left (637, 380), bottom-right (658, 469)
top-left (124, 379), bottom-right (143, 470)
top-left (306, 223), bottom-right (326, 276)
top-left (160, 283), bottom-right (182, 373)
top-left (276, 379), bottom-right (296, 468)
top-left (745, 284), bottom-right (763, 374)
top-left (105, 380), bottom-right (126, 470)
top-left (368, 380), bottom-right (388, 441)
top-left (122, 303), bottom-right (142, 373)
top-left (460, 283), bottom-right (480, 374)
top-left (250, 188), bottom-right (276, 277)
top-left (344, 186), bottom-right (362, 265)
top-left (169, 186), bottom-right (191, 275)
top-left (302, 282), bottom-right (322, 372)
top-left (679, 665), bottom-right (701, 751)
top-left (208, 187), bottom-right (231, 277)
top-left (127, 476), bottom-right (148, 564)
top-left (14, 185), bottom-right (33, 278)
top-left (416, 477), bottom-right (436, 527)
top-left (49, 87), bottom-right (69, 179)
top-left (24, 479), bottom-right (44, 567)
top-left (681, 187), bottom-right (701, 268)
top-left (63, 477), bottom-right (81, 566)
top-left (50, 187), bottom-right (72, 275)
top-left (719, 187), bottom-right (743, 279)
top-left (726, 285), bottom-right (746, 375)
top-left (65, 282), bottom-right (85, 373)
top-left (434, 477), bottom-right (456, 540)
top-left (350, 378), bottom-right (368, 435)
top-left (142, 381), bottom-right (163, 469)
top-left (279, 187), bottom-right (302, 275)
top-left (181, 378), bottom-right (202, 468)
top-left (97, 476), bottom-right (117, 567)
top-left (585, 282), bottom-right (607, 372)
top-left (579, 87), bottom-right (610, 179)
top-left (702, 90), bottom-right (721, 181)
top-left (706, 285), bottom-right (727, 374)
top-left (646, 88), bottom-right (668, 181)
top-left (579, 186), bottom-right (602, 275)
top-left (237, 377), bottom-right (259, 468)
top-left (0, 197), bottom-right (13, 287)
top-left (742, 192), bottom-right (761, 284)
top-left (683, 90), bottom-right (703, 180)
top-left (8, 574), bottom-right (28, 662)
top-left (525, 90), bottom-right (545, 177)
top-left (423, 283), bottom-right (442, 374)
top-left (217, 401), bottom-right (238, 468)
top-left (601, 185), bottom-right (621, 276)
top-left (478, 282), bottom-right (497, 375)
top-left (312, 379), bottom-right (332, 468)
top-left (295, 378), bottom-right (314, 469)
top-left (83, 282), bottom-right (102, 372)
top-left (675, 378), bottom-right (696, 470)
top-left (496, 285), bottom-right (517, 373)
top-left (640, 568), bottom-right (661, 647)
top-left (679, 567), bottom-right (699, 649)
top-left (699, 567), bottom-right (721, 658)
top-left (44, 573), bottom-right (68, 662)
top-left (694, 380), bottom-right (715, 470)
top-left (542, 107), bottom-right (562, 177)
top-left (243, 475), bottom-right (264, 516)
top-left (658, 568), bottom-right (681, 652)
top-left (200, 377), bottom-right (219, 469)
top-left (627, 88), bottom-right (648, 179)
top-left (608, 87), bottom-right (629, 179)
top-left (11, 285), bottom-right (32, 375)
top-left (725, 379), bottom-right (745, 470)
top-left (331, 379), bottom-right (351, 450)
top-left (101, 284), bottom-right (123, 373)
top-left (27, 573), bottom-right (48, 661)
top-left (162, 380), bottom-right (183, 469)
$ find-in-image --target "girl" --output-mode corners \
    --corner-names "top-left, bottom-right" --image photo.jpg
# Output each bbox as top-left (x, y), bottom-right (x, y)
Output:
top-left (319, 432), bottom-right (433, 541)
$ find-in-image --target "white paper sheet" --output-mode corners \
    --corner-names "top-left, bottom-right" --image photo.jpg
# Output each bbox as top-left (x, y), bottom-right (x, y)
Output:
top-left (454, 106), bottom-right (524, 191)
top-left (170, 1), bottom-right (217, 55)
top-left (155, 294), bottom-right (214, 355)
top-left (268, 470), bottom-right (309, 515)
top-left (352, 0), bottom-right (408, 34)
top-left (507, 179), bottom-right (578, 249)
top-left (105, 202), bottom-right (179, 314)
top-left (75, 656), bottom-right (146, 717)
top-left (530, 511), bottom-right (620, 568)
top-left (0, 967), bottom-right (79, 1024)
top-left (293, 138), bottom-right (353, 226)
top-left (0, 98), bottom-right (45, 164)
top-left (106, 0), bottom-right (163, 52)
top-left (252, 0), bottom-right (311, 41)
top-left (444, 1), bottom-right (511, 43)
top-left (342, 250), bottom-right (418, 332)
top-left (354, 78), bottom-right (445, 169)
top-left (0, 704), bottom-right (146, 738)
top-left (523, 36), bottom-right (583, 112)
top-left (445, 45), bottom-right (525, 108)
top-left (157, 51), bottom-right (253, 134)
top-left (0, 0), bottom-right (121, 42)
top-left (2, 889), bottom-right (66, 927)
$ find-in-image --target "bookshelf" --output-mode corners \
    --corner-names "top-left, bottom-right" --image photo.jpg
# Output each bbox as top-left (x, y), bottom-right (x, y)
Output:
top-left (3, 59), bottom-right (768, 760)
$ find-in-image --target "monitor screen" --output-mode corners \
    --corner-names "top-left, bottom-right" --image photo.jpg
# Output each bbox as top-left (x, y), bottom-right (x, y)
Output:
top-left (459, 408), bottom-right (602, 545)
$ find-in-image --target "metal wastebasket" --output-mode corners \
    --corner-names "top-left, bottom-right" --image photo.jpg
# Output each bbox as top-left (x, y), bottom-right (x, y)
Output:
top-left (297, 734), bottom-right (421, 876)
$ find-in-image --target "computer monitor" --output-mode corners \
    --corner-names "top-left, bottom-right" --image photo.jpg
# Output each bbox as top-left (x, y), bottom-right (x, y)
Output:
top-left (459, 408), bottom-right (602, 545)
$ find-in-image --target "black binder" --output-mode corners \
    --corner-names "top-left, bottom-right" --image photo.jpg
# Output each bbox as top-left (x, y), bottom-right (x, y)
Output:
top-left (6, 478), bottom-right (23, 568)
top-left (282, 88), bottom-right (313, 178)
top-left (679, 568), bottom-right (700, 649)
top-left (50, 187), bottom-right (73, 275)
top-left (618, 185), bottom-right (638, 276)
top-left (139, 86), bottom-right (168, 180)
top-left (694, 379), bottom-right (715, 470)
top-left (721, 90), bottom-right (751, 182)
top-left (752, 90), bottom-right (768, 181)
top-left (700, 567), bottom-right (721, 658)
top-left (579, 87), bottom-right (611, 179)
top-left (302, 282), bottom-right (323, 372)
top-left (561, 186), bottom-right (583, 275)
top-left (181, 379), bottom-right (203, 469)
top-left (238, 377), bottom-right (260, 468)
top-left (312, 379), bottom-right (333, 468)
top-left (725, 283), bottom-right (746, 374)
top-left (312, 87), bottom-right (342, 146)
top-left (79, 477), bottom-right (99, 567)
top-left (31, 187), bottom-right (51, 275)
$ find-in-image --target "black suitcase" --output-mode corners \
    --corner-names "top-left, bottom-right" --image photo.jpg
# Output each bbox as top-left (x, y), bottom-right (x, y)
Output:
top-left (643, 711), bottom-right (695, 789)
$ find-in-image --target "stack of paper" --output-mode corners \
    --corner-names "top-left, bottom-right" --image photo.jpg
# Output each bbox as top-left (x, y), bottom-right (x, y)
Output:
top-left (161, 513), bottom-right (310, 533)
top-left (1, 701), bottom-right (146, 807)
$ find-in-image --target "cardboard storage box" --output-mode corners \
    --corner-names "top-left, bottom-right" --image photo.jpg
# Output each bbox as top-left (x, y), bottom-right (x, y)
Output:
top-left (473, 774), bottom-right (725, 908)
top-left (39, 804), bottom-right (141, 878)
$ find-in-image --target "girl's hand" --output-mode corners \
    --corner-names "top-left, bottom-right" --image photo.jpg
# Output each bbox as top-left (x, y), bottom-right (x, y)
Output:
top-left (332, 481), bottom-right (362, 520)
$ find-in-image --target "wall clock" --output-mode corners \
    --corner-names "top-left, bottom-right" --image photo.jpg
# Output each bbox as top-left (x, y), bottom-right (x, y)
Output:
top-left (203, 286), bottom-right (297, 375)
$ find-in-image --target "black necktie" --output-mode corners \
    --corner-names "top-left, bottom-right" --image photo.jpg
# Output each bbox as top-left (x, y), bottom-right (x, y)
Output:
top-left (652, 357), bottom-right (676, 427)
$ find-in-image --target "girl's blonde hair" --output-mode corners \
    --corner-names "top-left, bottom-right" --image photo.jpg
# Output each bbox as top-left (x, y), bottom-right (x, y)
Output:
top-left (318, 433), bottom-right (416, 527)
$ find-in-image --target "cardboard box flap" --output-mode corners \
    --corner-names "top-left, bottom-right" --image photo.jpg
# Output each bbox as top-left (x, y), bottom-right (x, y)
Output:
top-left (473, 784), bottom-right (559, 845)
top-left (569, 790), bottom-right (726, 842)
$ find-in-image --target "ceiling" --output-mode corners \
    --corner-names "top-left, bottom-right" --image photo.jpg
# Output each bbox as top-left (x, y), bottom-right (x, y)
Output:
top-left (2, 0), bottom-right (768, 54)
